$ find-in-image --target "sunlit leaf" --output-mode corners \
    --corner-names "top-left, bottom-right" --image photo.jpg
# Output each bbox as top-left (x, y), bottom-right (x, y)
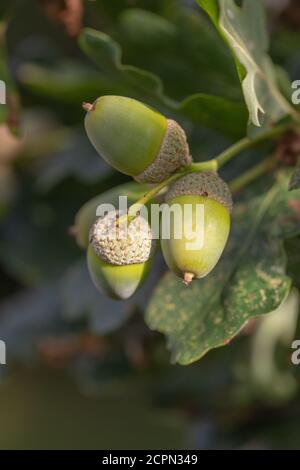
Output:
top-left (196, 0), bottom-right (299, 133)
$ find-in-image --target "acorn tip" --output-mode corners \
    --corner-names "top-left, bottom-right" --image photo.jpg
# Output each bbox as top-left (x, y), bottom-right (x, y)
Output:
top-left (82, 102), bottom-right (94, 112)
top-left (183, 272), bottom-right (194, 286)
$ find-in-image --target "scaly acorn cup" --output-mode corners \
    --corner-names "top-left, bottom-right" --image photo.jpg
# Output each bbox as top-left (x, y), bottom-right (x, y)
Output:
top-left (83, 96), bottom-right (191, 183)
top-left (88, 210), bottom-right (156, 300)
top-left (161, 172), bottom-right (233, 285)
top-left (74, 181), bottom-right (151, 249)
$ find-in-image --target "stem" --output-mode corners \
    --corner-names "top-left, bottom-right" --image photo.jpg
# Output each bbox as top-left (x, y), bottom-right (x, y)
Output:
top-left (185, 160), bottom-right (218, 172)
top-left (196, 122), bottom-right (290, 172)
top-left (126, 160), bottom-right (218, 223)
top-left (183, 123), bottom-right (290, 176)
top-left (229, 156), bottom-right (276, 193)
top-left (123, 122), bottom-right (291, 222)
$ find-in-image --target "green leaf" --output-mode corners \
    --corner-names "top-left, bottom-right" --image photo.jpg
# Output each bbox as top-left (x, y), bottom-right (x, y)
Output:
top-left (119, 8), bottom-right (241, 101)
top-left (196, 0), bottom-right (219, 27)
top-left (79, 28), bottom-right (247, 137)
top-left (218, 0), bottom-right (294, 130)
top-left (179, 93), bottom-right (247, 137)
top-left (196, 0), bottom-right (297, 133)
top-left (145, 175), bottom-right (300, 365)
top-left (79, 28), bottom-right (165, 98)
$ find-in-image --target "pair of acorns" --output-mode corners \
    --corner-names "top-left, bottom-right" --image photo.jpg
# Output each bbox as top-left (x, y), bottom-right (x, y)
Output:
top-left (83, 96), bottom-right (232, 300)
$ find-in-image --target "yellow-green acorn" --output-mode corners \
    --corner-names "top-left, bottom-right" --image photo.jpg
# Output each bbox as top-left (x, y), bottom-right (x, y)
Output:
top-left (83, 96), bottom-right (191, 183)
top-left (161, 172), bottom-right (233, 285)
top-left (88, 210), bottom-right (155, 300)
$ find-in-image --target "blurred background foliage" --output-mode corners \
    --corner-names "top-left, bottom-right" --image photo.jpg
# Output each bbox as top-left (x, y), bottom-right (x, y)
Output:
top-left (0, 0), bottom-right (300, 449)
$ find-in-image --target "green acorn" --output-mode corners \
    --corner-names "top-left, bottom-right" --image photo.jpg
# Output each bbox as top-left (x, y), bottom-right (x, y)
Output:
top-left (160, 172), bottom-right (233, 285)
top-left (83, 96), bottom-right (191, 183)
top-left (88, 210), bottom-right (155, 300)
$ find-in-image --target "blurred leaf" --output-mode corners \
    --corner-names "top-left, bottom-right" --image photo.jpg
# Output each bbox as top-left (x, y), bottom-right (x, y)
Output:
top-left (34, 131), bottom-right (111, 191)
top-left (71, 352), bottom-right (133, 395)
top-left (250, 288), bottom-right (299, 401)
top-left (271, 180), bottom-right (300, 239)
top-left (179, 93), bottom-right (247, 137)
top-left (145, 174), bottom-right (300, 365)
top-left (119, 8), bottom-right (177, 49)
top-left (0, 285), bottom-right (64, 362)
top-left (285, 236), bottom-right (300, 290)
top-left (119, 9), bottom-right (241, 102)
top-left (275, 65), bottom-right (294, 101)
top-left (87, 0), bottom-right (173, 22)
top-left (0, 22), bottom-right (20, 132)
top-left (289, 160), bottom-right (300, 191)
top-left (61, 259), bottom-right (133, 334)
top-left (0, 178), bottom-right (84, 284)
top-left (18, 61), bottom-right (126, 105)
top-left (0, 165), bottom-right (16, 218)
top-left (38, 0), bottom-right (83, 37)
top-left (61, 254), bottom-right (164, 335)
top-left (79, 27), bottom-right (247, 137)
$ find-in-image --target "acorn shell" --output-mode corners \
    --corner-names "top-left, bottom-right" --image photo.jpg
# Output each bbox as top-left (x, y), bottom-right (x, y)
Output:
top-left (165, 171), bottom-right (233, 213)
top-left (89, 210), bottom-right (155, 266)
top-left (74, 182), bottom-right (151, 249)
top-left (135, 119), bottom-right (191, 183)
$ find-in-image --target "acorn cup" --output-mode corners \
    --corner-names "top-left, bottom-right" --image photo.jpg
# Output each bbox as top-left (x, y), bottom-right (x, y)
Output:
top-left (160, 172), bottom-right (233, 285)
top-left (74, 181), bottom-right (152, 249)
top-left (83, 96), bottom-right (191, 183)
top-left (88, 210), bottom-right (156, 300)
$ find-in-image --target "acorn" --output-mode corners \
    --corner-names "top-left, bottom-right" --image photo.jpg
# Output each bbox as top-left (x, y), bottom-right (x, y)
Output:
top-left (160, 172), bottom-right (233, 285)
top-left (88, 210), bottom-right (155, 300)
top-left (74, 181), bottom-right (151, 249)
top-left (83, 96), bottom-right (191, 183)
